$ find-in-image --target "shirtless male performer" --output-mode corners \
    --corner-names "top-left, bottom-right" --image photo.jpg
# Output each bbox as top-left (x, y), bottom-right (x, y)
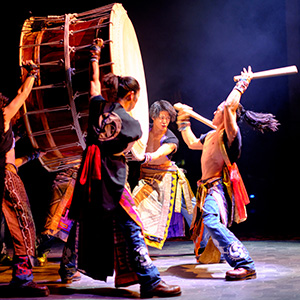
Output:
top-left (176, 66), bottom-right (279, 281)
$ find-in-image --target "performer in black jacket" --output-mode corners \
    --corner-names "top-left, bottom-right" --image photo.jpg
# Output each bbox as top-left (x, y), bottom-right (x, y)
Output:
top-left (69, 39), bottom-right (181, 298)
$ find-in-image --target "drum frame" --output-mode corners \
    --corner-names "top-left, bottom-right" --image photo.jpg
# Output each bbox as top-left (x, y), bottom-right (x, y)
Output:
top-left (19, 4), bottom-right (148, 171)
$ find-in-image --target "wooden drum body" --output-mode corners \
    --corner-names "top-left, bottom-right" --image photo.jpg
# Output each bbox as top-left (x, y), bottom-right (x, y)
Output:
top-left (19, 4), bottom-right (148, 171)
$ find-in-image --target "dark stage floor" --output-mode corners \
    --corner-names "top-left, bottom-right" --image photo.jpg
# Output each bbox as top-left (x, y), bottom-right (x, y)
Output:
top-left (1, 240), bottom-right (300, 299)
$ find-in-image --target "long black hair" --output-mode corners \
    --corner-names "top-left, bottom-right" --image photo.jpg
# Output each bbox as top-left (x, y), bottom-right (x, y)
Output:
top-left (103, 73), bottom-right (140, 102)
top-left (0, 93), bottom-right (9, 109)
top-left (236, 104), bottom-right (280, 133)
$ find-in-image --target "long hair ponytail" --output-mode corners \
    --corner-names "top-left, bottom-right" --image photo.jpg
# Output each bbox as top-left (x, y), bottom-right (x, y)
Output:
top-left (236, 104), bottom-right (280, 133)
top-left (103, 73), bottom-right (140, 102)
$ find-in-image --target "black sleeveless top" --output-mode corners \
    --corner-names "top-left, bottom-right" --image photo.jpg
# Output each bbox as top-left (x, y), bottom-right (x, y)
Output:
top-left (0, 110), bottom-right (13, 200)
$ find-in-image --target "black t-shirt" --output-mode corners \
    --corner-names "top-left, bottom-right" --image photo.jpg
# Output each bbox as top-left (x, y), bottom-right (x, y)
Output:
top-left (0, 110), bottom-right (13, 205)
top-left (149, 125), bottom-right (178, 160)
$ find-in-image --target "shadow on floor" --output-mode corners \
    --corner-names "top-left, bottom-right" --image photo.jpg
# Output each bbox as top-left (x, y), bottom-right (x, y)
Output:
top-left (161, 263), bottom-right (229, 280)
top-left (48, 285), bottom-right (140, 298)
top-left (0, 284), bottom-right (140, 298)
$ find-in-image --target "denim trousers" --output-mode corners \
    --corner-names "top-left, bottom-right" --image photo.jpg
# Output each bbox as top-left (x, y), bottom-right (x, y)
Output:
top-left (59, 222), bottom-right (78, 278)
top-left (59, 207), bottom-right (162, 292)
top-left (181, 193), bottom-right (196, 227)
top-left (116, 206), bottom-right (161, 292)
top-left (202, 183), bottom-right (255, 270)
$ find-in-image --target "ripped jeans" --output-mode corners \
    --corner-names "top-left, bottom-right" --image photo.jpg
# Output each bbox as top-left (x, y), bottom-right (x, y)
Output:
top-left (116, 206), bottom-right (161, 292)
top-left (202, 183), bottom-right (255, 271)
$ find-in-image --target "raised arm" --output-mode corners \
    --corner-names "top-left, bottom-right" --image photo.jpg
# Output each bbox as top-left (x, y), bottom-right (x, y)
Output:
top-left (89, 39), bottom-right (104, 98)
top-left (3, 61), bottom-right (37, 132)
top-left (176, 105), bottom-right (203, 150)
top-left (224, 66), bottom-right (253, 145)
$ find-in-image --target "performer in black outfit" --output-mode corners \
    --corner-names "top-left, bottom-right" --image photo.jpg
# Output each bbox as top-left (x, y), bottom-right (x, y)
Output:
top-left (69, 39), bottom-right (181, 298)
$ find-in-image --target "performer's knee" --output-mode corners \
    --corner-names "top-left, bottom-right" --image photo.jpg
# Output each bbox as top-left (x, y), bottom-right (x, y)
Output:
top-left (202, 198), bottom-right (221, 230)
top-left (203, 211), bottom-right (220, 230)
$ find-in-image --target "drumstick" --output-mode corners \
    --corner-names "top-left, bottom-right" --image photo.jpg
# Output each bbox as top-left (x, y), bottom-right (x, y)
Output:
top-left (233, 65), bottom-right (298, 81)
top-left (174, 103), bottom-right (217, 130)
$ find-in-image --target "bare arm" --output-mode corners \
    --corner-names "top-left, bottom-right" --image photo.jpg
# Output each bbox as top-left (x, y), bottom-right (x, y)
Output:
top-left (176, 105), bottom-right (203, 150)
top-left (89, 39), bottom-right (103, 98)
top-left (4, 76), bottom-right (35, 123)
top-left (90, 60), bottom-right (101, 97)
top-left (224, 66), bottom-right (253, 145)
top-left (181, 127), bottom-right (203, 150)
top-left (4, 61), bottom-right (37, 131)
top-left (6, 148), bottom-right (30, 168)
top-left (15, 149), bottom-right (46, 168)
top-left (147, 143), bottom-right (177, 162)
top-left (223, 89), bottom-right (241, 145)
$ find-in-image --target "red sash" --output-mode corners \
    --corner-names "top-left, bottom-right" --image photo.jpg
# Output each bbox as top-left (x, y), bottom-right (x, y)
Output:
top-left (227, 162), bottom-right (250, 222)
top-left (219, 130), bottom-right (250, 223)
top-left (80, 144), bottom-right (102, 185)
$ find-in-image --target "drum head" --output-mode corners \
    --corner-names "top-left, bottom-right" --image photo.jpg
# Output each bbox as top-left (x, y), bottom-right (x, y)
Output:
top-left (110, 4), bottom-right (149, 161)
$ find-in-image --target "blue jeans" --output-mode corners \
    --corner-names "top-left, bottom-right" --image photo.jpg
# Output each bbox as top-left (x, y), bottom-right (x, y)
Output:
top-left (202, 184), bottom-right (255, 270)
top-left (181, 194), bottom-right (196, 227)
top-left (60, 208), bottom-right (162, 290)
top-left (59, 222), bottom-right (78, 279)
top-left (116, 206), bottom-right (161, 292)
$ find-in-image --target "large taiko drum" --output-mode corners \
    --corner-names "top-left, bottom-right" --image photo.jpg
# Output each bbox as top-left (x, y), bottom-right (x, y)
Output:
top-left (19, 3), bottom-right (149, 172)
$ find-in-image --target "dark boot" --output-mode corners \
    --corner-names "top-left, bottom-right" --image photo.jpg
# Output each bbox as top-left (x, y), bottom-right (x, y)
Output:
top-left (140, 280), bottom-right (181, 298)
top-left (8, 281), bottom-right (50, 297)
top-left (225, 268), bottom-right (257, 281)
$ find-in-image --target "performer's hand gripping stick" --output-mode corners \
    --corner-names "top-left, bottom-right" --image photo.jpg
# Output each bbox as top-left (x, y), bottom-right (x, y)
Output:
top-left (233, 65), bottom-right (298, 82)
top-left (174, 103), bottom-right (217, 130)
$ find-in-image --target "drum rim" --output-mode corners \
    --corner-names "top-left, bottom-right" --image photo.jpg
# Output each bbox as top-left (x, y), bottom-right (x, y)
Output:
top-left (109, 3), bottom-right (149, 161)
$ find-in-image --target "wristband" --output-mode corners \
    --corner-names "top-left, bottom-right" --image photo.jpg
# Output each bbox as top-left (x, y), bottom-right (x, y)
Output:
top-left (23, 63), bottom-right (39, 80)
top-left (177, 121), bottom-right (191, 132)
top-left (27, 149), bottom-right (41, 161)
top-left (90, 46), bottom-right (101, 62)
top-left (234, 78), bottom-right (250, 94)
top-left (144, 153), bottom-right (152, 163)
top-left (90, 40), bottom-right (103, 62)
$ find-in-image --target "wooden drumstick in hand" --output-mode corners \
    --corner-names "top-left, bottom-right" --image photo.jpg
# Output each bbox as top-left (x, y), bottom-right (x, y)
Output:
top-left (174, 103), bottom-right (217, 129)
top-left (233, 65), bottom-right (298, 81)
